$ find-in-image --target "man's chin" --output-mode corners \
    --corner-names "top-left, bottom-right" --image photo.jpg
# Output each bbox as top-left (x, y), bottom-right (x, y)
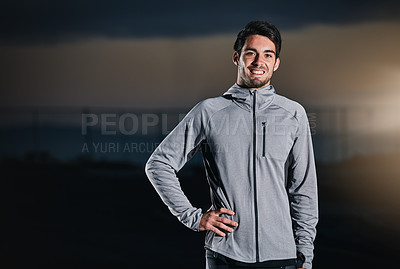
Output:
top-left (247, 80), bottom-right (269, 89)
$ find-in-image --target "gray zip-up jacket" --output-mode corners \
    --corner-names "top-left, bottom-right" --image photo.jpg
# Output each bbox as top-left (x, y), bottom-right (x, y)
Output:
top-left (145, 84), bottom-right (318, 269)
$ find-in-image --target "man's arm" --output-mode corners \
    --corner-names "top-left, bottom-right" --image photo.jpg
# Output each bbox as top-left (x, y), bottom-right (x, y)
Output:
top-left (145, 103), bottom-right (206, 231)
top-left (145, 102), bottom-right (238, 233)
top-left (287, 108), bottom-right (318, 269)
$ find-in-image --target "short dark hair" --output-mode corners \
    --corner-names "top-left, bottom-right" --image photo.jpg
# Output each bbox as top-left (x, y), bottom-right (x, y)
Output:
top-left (234, 21), bottom-right (282, 58)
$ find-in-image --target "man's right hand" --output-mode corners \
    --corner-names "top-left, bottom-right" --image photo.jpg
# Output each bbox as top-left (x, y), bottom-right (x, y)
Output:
top-left (199, 208), bottom-right (239, 237)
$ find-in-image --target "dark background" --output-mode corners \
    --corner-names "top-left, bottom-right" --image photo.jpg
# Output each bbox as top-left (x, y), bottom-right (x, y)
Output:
top-left (1, 1), bottom-right (400, 268)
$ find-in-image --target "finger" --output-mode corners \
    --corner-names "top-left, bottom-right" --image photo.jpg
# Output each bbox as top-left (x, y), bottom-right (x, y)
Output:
top-left (217, 208), bottom-right (235, 216)
top-left (217, 216), bottom-right (239, 227)
top-left (215, 222), bottom-right (235, 233)
top-left (210, 226), bottom-right (226, 237)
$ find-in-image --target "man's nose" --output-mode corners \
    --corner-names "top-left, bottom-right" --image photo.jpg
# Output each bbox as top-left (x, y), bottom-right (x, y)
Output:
top-left (252, 54), bottom-right (263, 66)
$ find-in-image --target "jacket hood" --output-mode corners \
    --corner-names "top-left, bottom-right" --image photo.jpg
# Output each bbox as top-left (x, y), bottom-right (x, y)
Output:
top-left (223, 83), bottom-right (276, 111)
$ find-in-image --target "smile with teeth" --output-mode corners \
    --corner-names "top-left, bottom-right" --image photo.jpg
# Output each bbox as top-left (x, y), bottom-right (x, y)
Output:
top-left (250, 69), bottom-right (265, 75)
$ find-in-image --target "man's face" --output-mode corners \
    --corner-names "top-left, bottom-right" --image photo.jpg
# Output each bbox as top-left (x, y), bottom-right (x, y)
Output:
top-left (233, 34), bottom-right (280, 89)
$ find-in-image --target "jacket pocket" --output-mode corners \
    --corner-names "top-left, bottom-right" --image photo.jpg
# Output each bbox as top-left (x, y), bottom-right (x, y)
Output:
top-left (262, 122), bottom-right (293, 161)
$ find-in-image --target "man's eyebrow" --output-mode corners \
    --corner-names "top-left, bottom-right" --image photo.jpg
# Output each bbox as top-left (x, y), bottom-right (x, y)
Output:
top-left (244, 48), bottom-right (276, 54)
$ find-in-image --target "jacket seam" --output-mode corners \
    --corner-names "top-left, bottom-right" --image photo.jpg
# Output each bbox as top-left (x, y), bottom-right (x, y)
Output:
top-left (270, 99), bottom-right (306, 138)
top-left (204, 101), bottom-right (237, 138)
top-left (271, 100), bottom-right (301, 123)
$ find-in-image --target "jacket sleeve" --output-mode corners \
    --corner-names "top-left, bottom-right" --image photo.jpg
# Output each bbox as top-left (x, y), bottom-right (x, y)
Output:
top-left (287, 108), bottom-right (319, 269)
top-left (145, 102), bottom-right (206, 231)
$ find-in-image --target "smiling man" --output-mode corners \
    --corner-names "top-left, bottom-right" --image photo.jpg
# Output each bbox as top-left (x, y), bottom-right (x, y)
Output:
top-left (145, 21), bottom-right (318, 269)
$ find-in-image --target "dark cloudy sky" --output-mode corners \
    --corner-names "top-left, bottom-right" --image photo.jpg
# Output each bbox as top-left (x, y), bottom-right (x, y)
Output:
top-left (1, 0), bottom-right (400, 42)
top-left (1, 0), bottom-right (400, 109)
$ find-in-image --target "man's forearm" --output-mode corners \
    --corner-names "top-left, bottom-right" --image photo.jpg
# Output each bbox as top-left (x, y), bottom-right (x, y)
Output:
top-left (145, 158), bottom-right (203, 231)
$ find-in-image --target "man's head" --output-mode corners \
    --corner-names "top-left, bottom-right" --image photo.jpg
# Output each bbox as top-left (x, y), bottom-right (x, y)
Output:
top-left (233, 21), bottom-right (281, 90)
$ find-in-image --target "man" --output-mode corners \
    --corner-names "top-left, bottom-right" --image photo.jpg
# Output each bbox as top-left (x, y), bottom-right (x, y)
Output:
top-left (145, 21), bottom-right (318, 269)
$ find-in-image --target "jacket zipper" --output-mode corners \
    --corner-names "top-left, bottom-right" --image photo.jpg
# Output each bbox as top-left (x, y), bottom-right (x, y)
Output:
top-left (262, 122), bottom-right (266, 157)
top-left (252, 91), bottom-right (260, 262)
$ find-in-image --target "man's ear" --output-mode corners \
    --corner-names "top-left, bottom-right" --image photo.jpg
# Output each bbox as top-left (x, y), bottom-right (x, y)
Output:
top-left (232, 51), bottom-right (239, 66)
top-left (273, 57), bottom-right (280, 71)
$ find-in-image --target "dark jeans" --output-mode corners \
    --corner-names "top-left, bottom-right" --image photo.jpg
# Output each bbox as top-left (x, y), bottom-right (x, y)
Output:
top-left (206, 249), bottom-right (297, 269)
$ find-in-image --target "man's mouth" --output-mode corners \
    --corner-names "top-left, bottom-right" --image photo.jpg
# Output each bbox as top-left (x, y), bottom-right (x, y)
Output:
top-left (250, 69), bottom-right (265, 75)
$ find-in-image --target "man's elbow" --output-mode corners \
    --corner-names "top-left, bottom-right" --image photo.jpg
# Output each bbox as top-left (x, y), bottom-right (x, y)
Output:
top-left (144, 157), bottom-right (154, 178)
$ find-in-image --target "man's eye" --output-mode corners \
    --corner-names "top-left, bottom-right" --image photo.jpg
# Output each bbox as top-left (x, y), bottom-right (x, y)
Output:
top-left (265, 54), bottom-right (272, 58)
top-left (246, 52), bottom-right (255, 56)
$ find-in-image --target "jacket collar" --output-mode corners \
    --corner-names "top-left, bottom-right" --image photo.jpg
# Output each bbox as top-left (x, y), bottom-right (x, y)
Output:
top-left (223, 83), bottom-right (276, 110)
